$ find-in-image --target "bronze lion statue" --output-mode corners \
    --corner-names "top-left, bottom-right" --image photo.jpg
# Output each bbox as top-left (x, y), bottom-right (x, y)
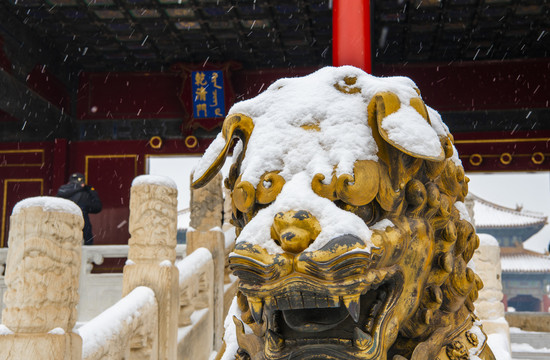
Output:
top-left (193, 66), bottom-right (495, 360)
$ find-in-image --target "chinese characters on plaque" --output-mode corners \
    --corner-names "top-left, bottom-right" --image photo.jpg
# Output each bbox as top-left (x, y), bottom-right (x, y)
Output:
top-left (191, 70), bottom-right (225, 119)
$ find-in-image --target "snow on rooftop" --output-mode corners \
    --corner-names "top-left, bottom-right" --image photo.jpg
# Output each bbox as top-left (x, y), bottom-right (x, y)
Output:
top-left (500, 248), bottom-right (550, 273)
top-left (471, 193), bottom-right (547, 229)
top-left (132, 174), bottom-right (177, 189)
top-left (12, 196), bottom-right (82, 217)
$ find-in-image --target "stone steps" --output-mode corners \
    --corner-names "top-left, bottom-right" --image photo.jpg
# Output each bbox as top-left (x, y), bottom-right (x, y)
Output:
top-left (511, 331), bottom-right (550, 360)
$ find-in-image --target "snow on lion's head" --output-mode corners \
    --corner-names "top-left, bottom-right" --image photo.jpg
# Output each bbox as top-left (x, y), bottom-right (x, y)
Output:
top-left (193, 66), bottom-right (495, 360)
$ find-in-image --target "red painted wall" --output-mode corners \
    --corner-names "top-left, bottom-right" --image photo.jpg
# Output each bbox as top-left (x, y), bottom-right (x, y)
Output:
top-left (0, 142), bottom-right (55, 247)
top-left (76, 60), bottom-right (550, 122)
top-left (374, 59), bottom-right (549, 112)
top-left (77, 72), bottom-right (184, 120)
top-left (26, 65), bottom-right (70, 114)
top-left (455, 130), bottom-right (550, 173)
top-left (1, 138), bottom-right (212, 247)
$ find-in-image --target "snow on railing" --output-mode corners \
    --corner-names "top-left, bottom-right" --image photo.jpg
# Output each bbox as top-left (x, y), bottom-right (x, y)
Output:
top-left (0, 175), bottom-right (233, 359)
top-left (77, 244), bottom-right (186, 322)
top-left (177, 247), bottom-right (214, 327)
top-left (78, 286), bottom-right (158, 360)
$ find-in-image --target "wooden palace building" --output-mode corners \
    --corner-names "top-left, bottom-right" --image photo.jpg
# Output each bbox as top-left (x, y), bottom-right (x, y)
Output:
top-left (472, 193), bottom-right (550, 312)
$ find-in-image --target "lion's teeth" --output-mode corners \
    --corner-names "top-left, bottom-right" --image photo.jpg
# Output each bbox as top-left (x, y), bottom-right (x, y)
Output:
top-left (265, 296), bottom-right (275, 309)
top-left (353, 327), bottom-right (372, 350)
top-left (289, 293), bottom-right (304, 309)
top-left (276, 295), bottom-right (291, 310)
top-left (376, 270), bottom-right (388, 284)
top-left (342, 295), bottom-right (361, 322)
top-left (365, 271), bottom-right (377, 283)
top-left (366, 297), bottom-right (383, 332)
top-left (266, 329), bottom-right (285, 351)
top-left (328, 296), bottom-right (340, 308)
top-left (303, 293), bottom-right (317, 309)
top-left (314, 295), bottom-right (327, 308)
top-left (249, 297), bottom-right (264, 324)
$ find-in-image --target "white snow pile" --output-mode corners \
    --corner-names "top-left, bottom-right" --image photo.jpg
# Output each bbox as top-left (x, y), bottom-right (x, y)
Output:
top-left (487, 332), bottom-right (512, 360)
top-left (159, 259), bottom-right (172, 267)
top-left (48, 327), bottom-right (65, 335)
top-left (0, 324), bottom-right (14, 335)
top-left (132, 174), bottom-right (177, 189)
top-left (467, 319), bottom-right (487, 360)
top-left (454, 201), bottom-right (471, 222)
top-left (12, 196), bottom-right (82, 217)
top-left (77, 286), bottom-right (156, 358)
top-left (176, 247), bottom-right (212, 284)
top-left (477, 233), bottom-right (499, 247)
top-left (193, 66), bottom-right (459, 255)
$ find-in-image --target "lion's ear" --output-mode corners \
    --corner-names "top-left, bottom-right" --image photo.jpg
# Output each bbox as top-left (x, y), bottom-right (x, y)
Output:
top-left (368, 92), bottom-right (445, 162)
top-left (191, 113), bottom-right (254, 189)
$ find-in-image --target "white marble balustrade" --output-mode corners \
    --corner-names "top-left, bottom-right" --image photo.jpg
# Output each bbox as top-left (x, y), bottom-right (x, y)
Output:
top-left (0, 244), bottom-right (187, 323)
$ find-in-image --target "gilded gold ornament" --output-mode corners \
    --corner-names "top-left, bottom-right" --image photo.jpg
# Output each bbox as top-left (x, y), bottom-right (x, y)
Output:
top-left (256, 172), bottom-right (285, 205)
top-left (336, 160), bottom-right (380, 206)
top-left (192, 113), bottom-right (254, 188)
top-left (194, 70), bottom-right (495, 360)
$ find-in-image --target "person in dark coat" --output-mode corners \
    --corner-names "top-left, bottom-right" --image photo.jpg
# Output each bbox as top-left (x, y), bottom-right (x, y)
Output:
top-left (57, 172), bottom-right (102, 245)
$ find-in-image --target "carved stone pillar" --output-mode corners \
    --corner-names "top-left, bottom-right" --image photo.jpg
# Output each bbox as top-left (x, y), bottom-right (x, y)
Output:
top-left (123, 175), bottom-right (179, 360)
top-left (187, 172), bottom-right (225, 350)
top-left (472, 233), bottom-right (511, 355)
top-left (222, 187), bottom-right (233, 232)
top-left (0, 197), bottom-right (83, 360)
top-left (190, 172), bottom-right (223, 231)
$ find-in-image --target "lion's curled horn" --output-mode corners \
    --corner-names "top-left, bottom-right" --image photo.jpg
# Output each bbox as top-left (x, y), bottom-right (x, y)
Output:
top-left (192, 66), bottom-right (496, 360)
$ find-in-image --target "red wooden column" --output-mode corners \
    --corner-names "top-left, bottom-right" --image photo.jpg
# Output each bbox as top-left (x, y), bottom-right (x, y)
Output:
top-left (332, 0), bottom-right (372, 73)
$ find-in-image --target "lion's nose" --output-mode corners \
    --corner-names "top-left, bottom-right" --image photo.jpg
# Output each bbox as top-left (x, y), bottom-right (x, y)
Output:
top-left (271, 210), bottom-right (321, 253)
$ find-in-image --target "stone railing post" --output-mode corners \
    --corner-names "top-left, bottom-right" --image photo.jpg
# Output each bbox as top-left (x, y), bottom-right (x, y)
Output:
top-left (472, 233), bottom-right (511, 355)
top-left (122, 175), bottom-right (179, 360)
top-left (0, 197), bottom-right (83, 359)
top-left (186, 172), bottom-right (225, 350)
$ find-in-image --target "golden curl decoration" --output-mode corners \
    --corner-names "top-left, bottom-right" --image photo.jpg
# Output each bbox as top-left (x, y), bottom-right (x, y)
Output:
top-left (311, 173), bottom-right (338, 201)
top-left (409, 97), bottom-right (430, 123)
top-left (311, 160), bottom-right (379, 206)
top-left (256, 172), bottom-right (285, 204)
top-left (336, 160), bottom-right (380, 206)
top-left (233, 176), bottom-right (256, 213)
top-left (192, 113), bottom-right (254, 188)
top-left (333, 76), bottom-right (361, 94)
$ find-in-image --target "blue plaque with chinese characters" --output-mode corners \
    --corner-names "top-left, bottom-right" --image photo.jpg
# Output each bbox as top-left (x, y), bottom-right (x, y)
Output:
top-left (191, 70), bottom-right (225, 119)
